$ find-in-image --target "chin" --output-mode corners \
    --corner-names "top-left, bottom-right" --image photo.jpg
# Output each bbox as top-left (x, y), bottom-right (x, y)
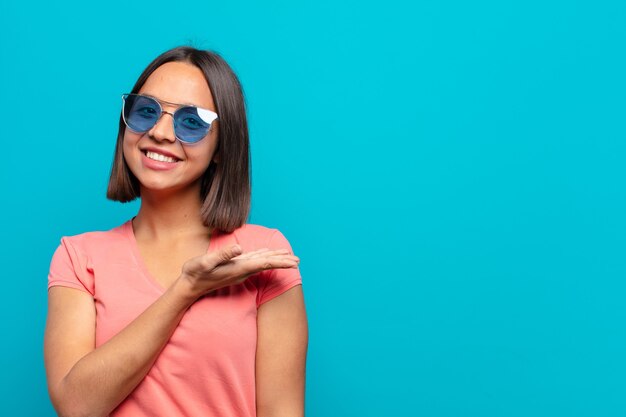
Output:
top-left (139, 178), bottom-right (204, 197)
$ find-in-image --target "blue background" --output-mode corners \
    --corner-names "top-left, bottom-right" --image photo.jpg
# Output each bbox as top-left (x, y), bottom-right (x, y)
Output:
top-left (1, 0), bottom-right (625, 415)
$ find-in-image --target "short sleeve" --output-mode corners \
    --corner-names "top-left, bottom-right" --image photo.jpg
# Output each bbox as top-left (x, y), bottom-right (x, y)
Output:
top-left (48, 237), bottom-right (95, 295)
top-left (255, 229), bottom-right (302, 307)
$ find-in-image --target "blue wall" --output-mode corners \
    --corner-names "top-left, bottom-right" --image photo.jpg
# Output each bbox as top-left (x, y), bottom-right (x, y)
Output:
top-left (1, 0), bottom-right (625, 415)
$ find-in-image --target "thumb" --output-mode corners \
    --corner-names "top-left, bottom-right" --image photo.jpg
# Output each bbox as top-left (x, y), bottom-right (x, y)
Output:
top-left (216, 244), bottom-right (242, 263)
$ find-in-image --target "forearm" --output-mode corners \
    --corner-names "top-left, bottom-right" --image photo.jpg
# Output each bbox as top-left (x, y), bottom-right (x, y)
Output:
top-left (256, 286), bottom-right (307, 417)
top-left (257, 400), bottom-right (305, 417)
top-left (53, 278), bottom-right (196, 417)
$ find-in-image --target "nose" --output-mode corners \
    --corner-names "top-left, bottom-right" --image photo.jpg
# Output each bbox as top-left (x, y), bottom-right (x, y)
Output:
top-left (148, 111), bottom-right (176, 143)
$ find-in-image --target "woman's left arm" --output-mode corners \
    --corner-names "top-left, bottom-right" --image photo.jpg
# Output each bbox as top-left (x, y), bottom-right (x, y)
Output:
top-left (256, 285), bottom-right (308, 417)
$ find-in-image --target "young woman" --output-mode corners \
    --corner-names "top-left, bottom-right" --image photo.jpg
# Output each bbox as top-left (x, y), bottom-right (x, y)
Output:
top-left (44, 46), bottom-right (308, 417)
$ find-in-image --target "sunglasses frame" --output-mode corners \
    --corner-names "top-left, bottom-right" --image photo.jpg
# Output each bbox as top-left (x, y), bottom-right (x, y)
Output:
top-left (121, 93), bottom-right (219, 144)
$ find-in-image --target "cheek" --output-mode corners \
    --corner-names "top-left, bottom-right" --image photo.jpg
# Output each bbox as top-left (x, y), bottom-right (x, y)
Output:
top-left (187, 150), bottom-right (214, 172)
top-left (185, 138), bottom-right (218, 166)
top-left (122, 131), bottom-right (140, 157)
top-left (121, 133), bottom-right (145, 179)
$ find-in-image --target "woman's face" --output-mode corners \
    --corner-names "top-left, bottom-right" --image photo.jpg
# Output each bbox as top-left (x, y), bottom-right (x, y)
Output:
top-left (123, 61), bottom-right (219, 197)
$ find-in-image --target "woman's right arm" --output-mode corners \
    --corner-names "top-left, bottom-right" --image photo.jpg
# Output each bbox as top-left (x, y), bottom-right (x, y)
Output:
top-left (44, 245), bottom-right (299, 417)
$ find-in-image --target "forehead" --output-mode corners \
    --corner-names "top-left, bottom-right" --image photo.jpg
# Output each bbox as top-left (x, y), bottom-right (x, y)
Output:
top-left (138, 61), bottom-right (215, 110)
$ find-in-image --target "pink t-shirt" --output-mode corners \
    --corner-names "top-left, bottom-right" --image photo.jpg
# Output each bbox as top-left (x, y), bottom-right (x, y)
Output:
top-left (48, 220), bottom-right (302, 417)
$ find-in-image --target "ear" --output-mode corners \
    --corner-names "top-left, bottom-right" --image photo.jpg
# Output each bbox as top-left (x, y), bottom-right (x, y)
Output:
top-left (212, 153), bottom-right (220, 163)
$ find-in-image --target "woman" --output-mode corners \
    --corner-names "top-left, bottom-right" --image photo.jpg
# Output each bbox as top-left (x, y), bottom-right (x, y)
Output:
top-left (44, 46), bottom-right (308, 417)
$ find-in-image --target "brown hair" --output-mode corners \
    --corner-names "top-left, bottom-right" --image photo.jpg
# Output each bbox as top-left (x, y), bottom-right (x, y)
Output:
top-left (107, 46), bottom-right (250, 233)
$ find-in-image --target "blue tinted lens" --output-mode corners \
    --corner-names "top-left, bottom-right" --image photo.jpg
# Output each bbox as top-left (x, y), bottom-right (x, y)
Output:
top-left (123, 94), bottom-right (161, 132)
top-left (173, 106), bottom-right (211, 143)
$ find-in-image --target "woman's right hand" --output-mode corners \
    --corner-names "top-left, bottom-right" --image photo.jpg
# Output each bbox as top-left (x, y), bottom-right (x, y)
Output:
top-left (179, 245), bottom-right (300, 299)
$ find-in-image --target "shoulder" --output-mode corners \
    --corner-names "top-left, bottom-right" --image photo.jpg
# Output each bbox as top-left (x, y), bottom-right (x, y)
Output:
top-left (224, 223), bottom-right (294, 252)
top-left (49, 222), bottom-right (130, 294)
top-left (57, 221), bottom-right (130, 255)
top-left (231, 223), bottom-right (276, 241)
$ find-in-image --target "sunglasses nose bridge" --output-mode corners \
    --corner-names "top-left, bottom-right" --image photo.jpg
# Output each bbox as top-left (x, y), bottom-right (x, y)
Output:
top-left (148, 110), bottom-right (177, 142)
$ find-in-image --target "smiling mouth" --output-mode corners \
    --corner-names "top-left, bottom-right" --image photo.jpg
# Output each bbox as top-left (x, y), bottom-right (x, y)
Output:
top-left (144, 151), bottom-right (179, 163)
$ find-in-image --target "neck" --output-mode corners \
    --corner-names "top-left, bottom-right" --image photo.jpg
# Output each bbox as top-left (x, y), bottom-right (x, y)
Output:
top-left (132, 185), bottom-right (211, 241)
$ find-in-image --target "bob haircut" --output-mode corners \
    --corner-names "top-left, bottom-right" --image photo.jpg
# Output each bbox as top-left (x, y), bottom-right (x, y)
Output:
top-left (107, 46), bottom-right (250, 233)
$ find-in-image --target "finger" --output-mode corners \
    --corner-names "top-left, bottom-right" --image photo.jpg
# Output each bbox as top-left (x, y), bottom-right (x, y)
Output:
top-left (231, 248), bottom-right (271, 260)
top-left (263, 253), bottom-right (299, 263)
top-left (236, 249), bottom-right (293, 260)
top-left (208, 254), bottom-right (299, 281)
top-left (242, 257), bottom-right (300, 273)
top-left (234, 254), bottom-right (299, 270)
top-left (206, 244), bottom-right (243, 267)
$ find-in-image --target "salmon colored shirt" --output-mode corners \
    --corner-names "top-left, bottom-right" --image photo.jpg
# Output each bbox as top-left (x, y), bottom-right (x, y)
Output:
top-left (48, 220), bottom-right (302, 417)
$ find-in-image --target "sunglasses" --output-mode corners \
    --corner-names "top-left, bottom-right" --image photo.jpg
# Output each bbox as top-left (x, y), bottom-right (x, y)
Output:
top-left (121, 93), bottom-right (219, 144)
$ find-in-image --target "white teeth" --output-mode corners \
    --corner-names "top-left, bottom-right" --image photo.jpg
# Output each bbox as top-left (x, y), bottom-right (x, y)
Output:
top-left (146, 151), bottom-right (177, 163)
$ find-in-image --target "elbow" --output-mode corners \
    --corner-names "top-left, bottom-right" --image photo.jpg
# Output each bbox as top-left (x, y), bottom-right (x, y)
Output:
top-left (55, 411), bottom-right (87, 417)
top-left (53, 403), bottom-right (106, 417)
top-left (53, 404), bottom-right (89, 417)
top-left (52, 400), bottom-right (100, 417)
top-left (50, 384), bottom-right (106, 417)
